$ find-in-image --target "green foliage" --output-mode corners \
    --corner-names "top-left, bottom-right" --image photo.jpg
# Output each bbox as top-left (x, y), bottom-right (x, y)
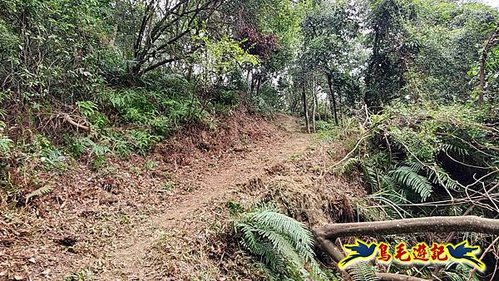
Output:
top-left (235, 207), bottom-right (329, 281)
top-left (103, 87), bottom-right (205, 133)
top-left (389, 166), bottom-right (433, 201)
top-left (250, 86), bottom-right (282, 116)
top-left (201, 35), bottom-right (259, 73)
top-left (0, 0), bottom-right (110, 100)
top-left (443, 264), bottom-right (480, 281)
top-left (403, 0), bottom-right (498, 102)
top-left (348, 262), bottom-right (379, 281)
top-left (32, 135), bottom-right (66, 170)
top-left (0, 121), bottom-right (13, 154)
top-left (211, 89), bottom-right (240, 113)
top-left (77, 101), bottom-right (108, 129)
top-left (365, 0), bottom-right (411, 108)
top-left (336, 102), bottom-right (499, 220)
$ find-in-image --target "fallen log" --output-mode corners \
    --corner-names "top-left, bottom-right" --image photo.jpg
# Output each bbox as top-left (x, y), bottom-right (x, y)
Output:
top-left (314, 216), bottom-right (499, 239)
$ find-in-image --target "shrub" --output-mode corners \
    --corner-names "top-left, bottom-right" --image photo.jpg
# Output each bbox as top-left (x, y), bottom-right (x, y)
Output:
top-left (335, 102), bottom-right (498, 218)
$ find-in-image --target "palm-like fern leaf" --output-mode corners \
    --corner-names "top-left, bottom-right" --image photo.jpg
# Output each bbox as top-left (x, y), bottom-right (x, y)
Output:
top-left (348, 262), bottom-right (379, 281)
top-left (389, 166), bottom-right (433, 201)
top-left (236, 209), bottom-right (329, 281)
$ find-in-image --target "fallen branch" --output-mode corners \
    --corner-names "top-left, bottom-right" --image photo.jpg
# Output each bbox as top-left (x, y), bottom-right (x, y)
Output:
top-left (314, 216), bottom-right (499, 239)
top-left (61, 113), bottom-right (90, 131)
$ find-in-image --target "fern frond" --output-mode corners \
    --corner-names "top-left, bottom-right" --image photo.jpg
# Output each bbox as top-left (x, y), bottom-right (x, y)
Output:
top-left (441, 143), bottom-right (470, 156)
top-left (335, 157), bottom-right (361, 174)
top-left (26, 186), bottom-right (53, 202)
top-left (348, 262), bottom-right (379, 281)
top-left (389, 166), bottom-right (433, 201)
top-left (426, 165), bottom-right (460, 191)
top-left (407, 161), bottom-right (423, 172)
top-left (236, 209), bottom-right (328, 281)
top-left (250, 211), bottom-right (314, 259)
top-left (0, 137), bottom-right (13, 154)
top-left (442, 263), bottom-right (479, 281)
top-left (362, 164), bottom-right (381, 189)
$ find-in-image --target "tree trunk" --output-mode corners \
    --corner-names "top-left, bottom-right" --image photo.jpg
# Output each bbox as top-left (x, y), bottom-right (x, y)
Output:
top-left (256, 75), bottom-right (262, 97)
top-left (312, 82), bottom-right (317, 133)
top-left (327, 74), bottom-right (339, 125)
top-left (302, 83), bottom-right (310, 133)
top-left (338, 90), bottom-right (342, 125)
top-left (249, 72), bottom-right (256, 101)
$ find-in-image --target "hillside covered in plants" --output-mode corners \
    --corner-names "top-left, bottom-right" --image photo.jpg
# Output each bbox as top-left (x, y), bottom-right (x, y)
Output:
top-left (0, 0), bottom-right (498, 280)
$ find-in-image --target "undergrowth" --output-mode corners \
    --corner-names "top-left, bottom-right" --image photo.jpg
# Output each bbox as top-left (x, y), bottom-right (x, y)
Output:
top-left (328, 102), bottom-right (499, 279)
top-left (234, 206), bottom-right (334, 281)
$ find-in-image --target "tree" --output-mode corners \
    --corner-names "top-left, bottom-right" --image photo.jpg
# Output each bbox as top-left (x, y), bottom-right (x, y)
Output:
top-left (128, 0), bottom-right (223, 78)
top-left (478, 25), bottom-right (499, 104)
top-left (301, 0), bottom-right (365, 124)
top-left (401, 0), bottom-right (498, 103)
top-left (364, 0), bottom-right (410, 109)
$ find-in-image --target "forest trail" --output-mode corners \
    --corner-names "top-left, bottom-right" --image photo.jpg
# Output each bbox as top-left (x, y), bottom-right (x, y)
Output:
top-left (76, 114), bottom-right (314, 280)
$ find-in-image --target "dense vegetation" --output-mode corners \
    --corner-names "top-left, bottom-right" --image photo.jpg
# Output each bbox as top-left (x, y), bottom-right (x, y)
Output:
top-left (1, 0), bottom-right (498, 280)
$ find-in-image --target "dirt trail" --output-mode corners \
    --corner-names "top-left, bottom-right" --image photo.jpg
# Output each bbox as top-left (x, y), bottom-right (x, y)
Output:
top-left (77, 114), bottom-right (313, 280)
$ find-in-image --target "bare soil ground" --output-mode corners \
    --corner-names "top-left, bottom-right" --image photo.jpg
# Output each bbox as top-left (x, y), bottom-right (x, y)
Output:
top-left (1, 113), bottom-right (363, 280)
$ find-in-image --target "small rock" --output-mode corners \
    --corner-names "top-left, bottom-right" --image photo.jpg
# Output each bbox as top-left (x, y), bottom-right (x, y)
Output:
top-left (28, 257), bottom-right (36, 264)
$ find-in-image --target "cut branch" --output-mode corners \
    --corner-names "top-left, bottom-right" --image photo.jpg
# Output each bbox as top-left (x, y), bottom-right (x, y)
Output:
top-left (314, 216), bottom-right (499, 239)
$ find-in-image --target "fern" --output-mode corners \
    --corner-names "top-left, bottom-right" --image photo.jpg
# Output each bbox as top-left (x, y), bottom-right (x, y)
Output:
top-left (335, 157), bottom-right (360, 174)
top-left (236, 208), bottom-right (329, 281)
top-left (443, 264), bottom-right (479, 281)
top-left (426, 165), bottom-right (460, 191)
top-left (76, 100), bottom-right (98, 117)
top-left (0, 121), bottom-right (13, 154)
top-left (441, 143), bottom-right (470, 156)
top-left (348, 262), bottom-right (379, 281)
top-left (26, 186), bottom-right (53, 202)
top-left (389, 166), bottom-right (433, 201)
top-left (0, 137), bottom-right (13, 154)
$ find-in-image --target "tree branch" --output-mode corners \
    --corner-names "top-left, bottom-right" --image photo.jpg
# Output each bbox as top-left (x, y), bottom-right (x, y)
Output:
top-left (314, 216), bottom-right (499, 239)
